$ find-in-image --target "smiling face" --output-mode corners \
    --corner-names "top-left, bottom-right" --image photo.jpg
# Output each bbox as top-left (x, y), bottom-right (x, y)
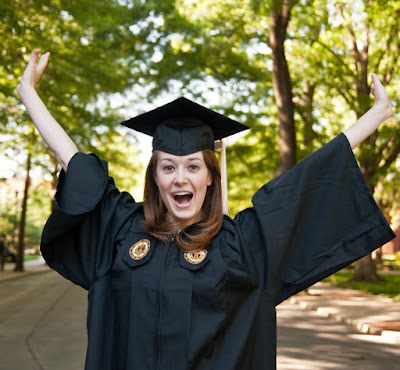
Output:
top-left (155, 150), bottom-right (212, 228)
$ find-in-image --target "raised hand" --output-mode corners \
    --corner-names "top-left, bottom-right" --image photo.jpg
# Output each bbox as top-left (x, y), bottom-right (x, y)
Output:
top-left (17, 49), bottom-right (50, 95)
top-left (16, 49), bottom-right (78, 171)
top-left (343, 73), bottom-right (393, 149)
top-left (370, 73), bottom-right (393, 121)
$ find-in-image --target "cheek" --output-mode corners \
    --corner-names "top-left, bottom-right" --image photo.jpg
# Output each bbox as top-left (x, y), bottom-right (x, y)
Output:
top-left (154, 174), bottom-right (162, 195)
top-left (157, 184), bottom-right (169, 209)
top-left (156, 180), bottom-right (167, 197)
top-left (155, 175), bottom-right (171, 202)
top-left (155, 171), bottom-right (166, 190)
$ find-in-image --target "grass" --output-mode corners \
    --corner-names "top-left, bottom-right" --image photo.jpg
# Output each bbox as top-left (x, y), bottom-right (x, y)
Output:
top-left (323, 270), bottom-right (400, 301)
top-left (23, 254), bottom-right (40, 261)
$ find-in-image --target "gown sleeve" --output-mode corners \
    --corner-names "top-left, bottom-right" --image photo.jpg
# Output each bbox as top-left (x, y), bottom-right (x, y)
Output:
top-left (242, 133), bottom-right (395, 305)
top-left (40, 152), bottom-right (139, 290)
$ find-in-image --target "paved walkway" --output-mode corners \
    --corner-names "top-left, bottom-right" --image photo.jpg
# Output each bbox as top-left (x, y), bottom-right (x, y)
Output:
top-left (0, 257), bottom-right (50, 283)
top-left (1, 258), bottom-right (400, 345)
top-left (289, 283), bottom-right (400, 344)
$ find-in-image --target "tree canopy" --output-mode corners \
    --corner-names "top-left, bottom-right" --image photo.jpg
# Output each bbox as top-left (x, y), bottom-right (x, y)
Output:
top-left (1, 0), bottom-right (399, 269)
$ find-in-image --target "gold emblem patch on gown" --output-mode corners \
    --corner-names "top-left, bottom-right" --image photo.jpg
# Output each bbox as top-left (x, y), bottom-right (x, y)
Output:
top-left (129, 239), bottom-right (151, 260)
top-left (184, 249), bottom-right (208, 264)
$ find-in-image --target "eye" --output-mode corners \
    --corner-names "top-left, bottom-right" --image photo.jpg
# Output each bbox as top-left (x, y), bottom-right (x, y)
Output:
top-left (163, 165), bottom-right (174, 172)
top-left (189, 164), bottom-right (199, 171)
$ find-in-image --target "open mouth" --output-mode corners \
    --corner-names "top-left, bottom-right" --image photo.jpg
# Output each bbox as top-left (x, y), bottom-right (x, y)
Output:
top-left (173, 192), bottom-right (193, 206)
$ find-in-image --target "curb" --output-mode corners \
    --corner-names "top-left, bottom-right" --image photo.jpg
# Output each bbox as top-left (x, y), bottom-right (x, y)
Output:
top-left (0, 266), bottom-right (52, 284)
top-left (289, 296), bottom-right (400, 344)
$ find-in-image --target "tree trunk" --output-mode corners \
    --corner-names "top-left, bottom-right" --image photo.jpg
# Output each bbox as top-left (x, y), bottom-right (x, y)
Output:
top-left (351, 136), bottom-right (382, 280)
top-left (353, 254), bottom-right (382, 282)
top-left (297, 80), bottom-right (316, 146)
top-left (269, 0), bottom-right (297, 175)
top-left (352, 101), bottom-right (381, 282)
top-left (352, 190), bottom-right (383, 281)
top-left (337, 0), bottom-right (382, 282)
top-left (14, 153), bottom-right (31, 272)
top-left (12, 191), bottom-right (20, 250)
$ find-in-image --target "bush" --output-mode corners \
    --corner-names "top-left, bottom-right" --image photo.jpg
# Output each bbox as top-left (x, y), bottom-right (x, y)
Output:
top-left (324, 270), bottom-right (400, 301)
top-left (382, 253), bottom-right (400, 270)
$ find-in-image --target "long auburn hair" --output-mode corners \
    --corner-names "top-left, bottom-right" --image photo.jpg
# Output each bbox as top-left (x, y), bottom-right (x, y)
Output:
top-left (142, 149), bottom-right (224, 252)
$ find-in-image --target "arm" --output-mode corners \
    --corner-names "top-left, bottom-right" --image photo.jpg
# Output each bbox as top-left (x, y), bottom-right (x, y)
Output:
top-left (343, 73), bottom-right (393, 149)
top-left (16, 49), bottom-right (78, 171)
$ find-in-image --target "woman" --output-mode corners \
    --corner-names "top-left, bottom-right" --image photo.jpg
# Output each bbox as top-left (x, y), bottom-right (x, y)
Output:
top-left (17, 50), bottom-right (394, 370)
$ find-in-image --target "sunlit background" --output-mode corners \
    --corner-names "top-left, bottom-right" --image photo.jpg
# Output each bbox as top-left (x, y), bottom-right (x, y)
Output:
top-left (1, 0), bottom-right (400, 273)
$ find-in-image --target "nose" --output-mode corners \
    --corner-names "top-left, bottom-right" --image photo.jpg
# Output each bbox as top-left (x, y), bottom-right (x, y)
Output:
top-left (174, 169), bottom-right (188, 185)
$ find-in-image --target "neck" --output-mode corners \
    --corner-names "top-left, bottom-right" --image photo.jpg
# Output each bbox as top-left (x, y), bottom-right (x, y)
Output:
top-left (165, 212), bottom-right (203, 233)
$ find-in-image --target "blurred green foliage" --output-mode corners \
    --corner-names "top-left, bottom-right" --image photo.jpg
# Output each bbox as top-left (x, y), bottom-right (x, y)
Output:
top-left (324, 270), bottom-right (400, 301)
top-left (1, 0), bottom-right (399, 248)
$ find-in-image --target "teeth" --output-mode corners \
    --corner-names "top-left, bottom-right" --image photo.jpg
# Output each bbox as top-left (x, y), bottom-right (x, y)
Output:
top-left (174, 192), bottom-right (191, 196)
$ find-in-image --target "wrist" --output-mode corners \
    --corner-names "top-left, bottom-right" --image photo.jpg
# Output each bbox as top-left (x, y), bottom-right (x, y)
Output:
top-left (372, 101), bottom-right (393, 123)
top-left (16, 82), bottom-right (36, 99)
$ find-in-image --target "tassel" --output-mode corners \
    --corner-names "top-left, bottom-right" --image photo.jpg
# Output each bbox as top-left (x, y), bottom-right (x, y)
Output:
top-left (220, 139), bottom-right (229, 215)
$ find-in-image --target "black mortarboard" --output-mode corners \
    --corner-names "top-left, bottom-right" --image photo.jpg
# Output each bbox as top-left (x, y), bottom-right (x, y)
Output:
top-left (120, 97), bottom-right (249, 156)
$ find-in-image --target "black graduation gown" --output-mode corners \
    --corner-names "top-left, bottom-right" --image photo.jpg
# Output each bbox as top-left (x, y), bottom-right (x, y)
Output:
top-left (41, 134), bottom-right (394, 370)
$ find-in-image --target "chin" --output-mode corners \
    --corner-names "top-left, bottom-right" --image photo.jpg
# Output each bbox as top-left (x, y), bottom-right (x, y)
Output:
top-left (169, 209), bottom-right (199, 227)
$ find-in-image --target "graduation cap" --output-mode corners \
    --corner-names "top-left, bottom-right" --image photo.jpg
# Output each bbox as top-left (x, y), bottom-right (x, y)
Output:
top-left (121, 97), bottom-right (249, 213)
top-left (120, 97), bottom-right (248, 156)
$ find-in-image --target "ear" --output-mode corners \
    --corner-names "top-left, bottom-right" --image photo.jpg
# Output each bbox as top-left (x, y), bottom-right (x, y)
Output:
top-left (207, 172), bottom-right (212, 187)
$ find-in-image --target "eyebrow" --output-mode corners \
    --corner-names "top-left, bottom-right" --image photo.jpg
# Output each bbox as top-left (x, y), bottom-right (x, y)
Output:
top-left (159, 156), bottom-right (202, 162)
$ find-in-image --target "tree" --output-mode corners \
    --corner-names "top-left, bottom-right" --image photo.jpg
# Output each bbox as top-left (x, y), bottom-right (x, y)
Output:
top-left (304, 0), bottom-right (400, 281)
top-left (120, 0), bottom-right (291, 212)
top-left (14, 152), bottom-right (31, 271)
top-left (2, 0), bottom-right (398, 277)
top-left (269, 0), bottom-right (298, 175)
top-left (138, 0), bottom-right (400, 281)
top-left (1, 0), bottom-right (147, 268)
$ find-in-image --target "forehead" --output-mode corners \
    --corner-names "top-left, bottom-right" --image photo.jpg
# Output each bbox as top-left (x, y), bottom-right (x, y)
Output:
top-left (157, 150), bottom-right (205, 163)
